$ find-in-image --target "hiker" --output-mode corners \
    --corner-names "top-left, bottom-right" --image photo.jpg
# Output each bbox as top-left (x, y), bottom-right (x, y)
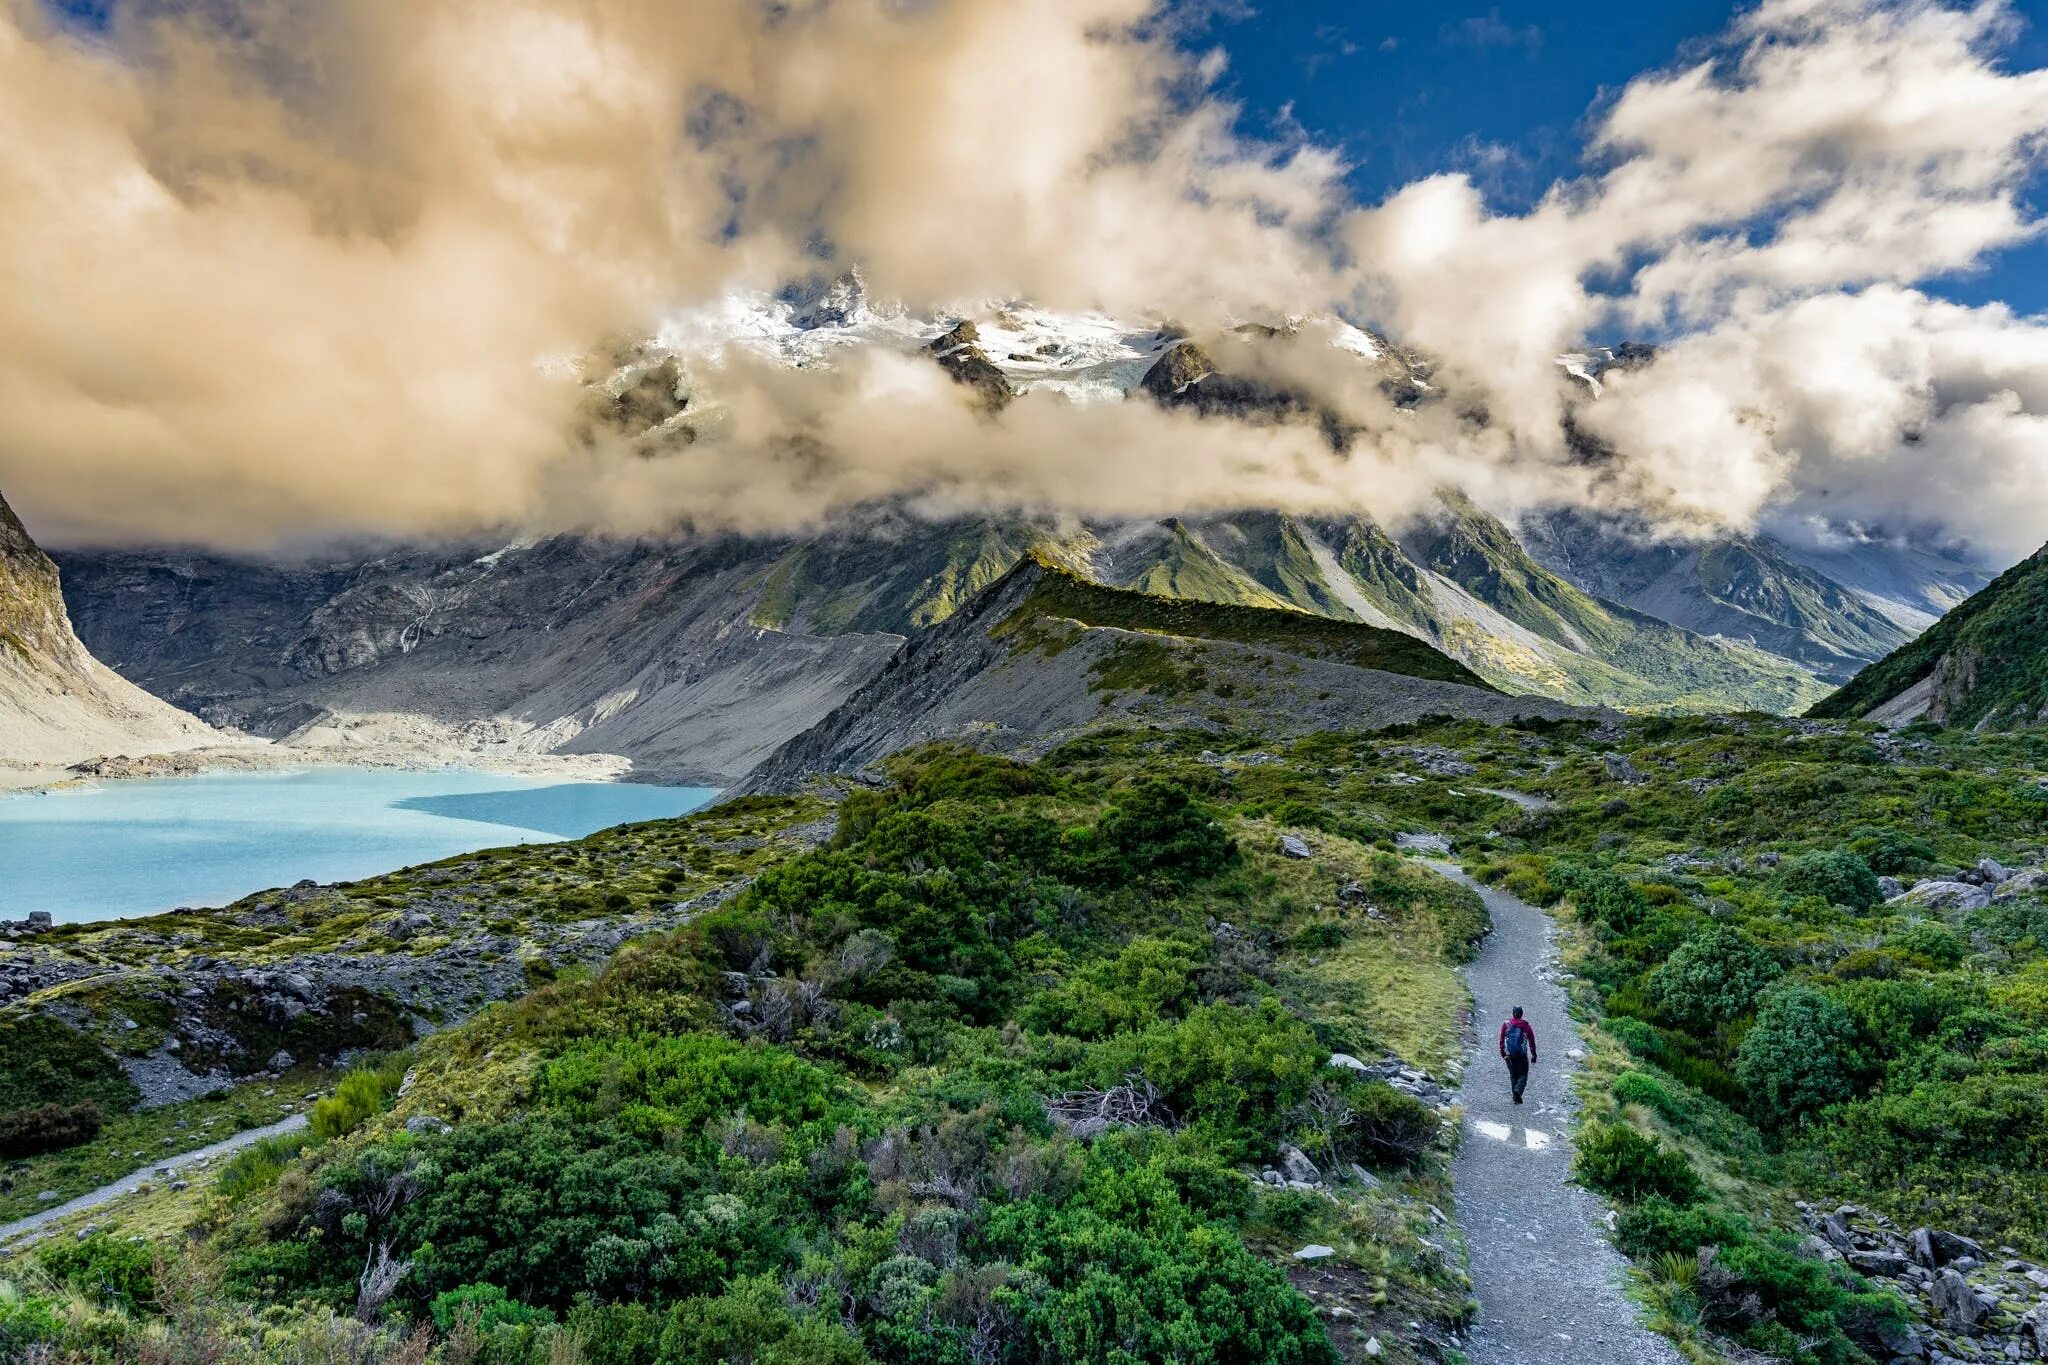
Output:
top-left (1499, 1006), bottom-right (1537, 1104)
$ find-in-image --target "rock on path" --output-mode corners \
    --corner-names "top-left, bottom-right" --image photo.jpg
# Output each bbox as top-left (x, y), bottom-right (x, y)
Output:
top-left (0, 1113), bottom-right (310, 1252)
top-left (1430, 863), bottom-right (1683, 1365)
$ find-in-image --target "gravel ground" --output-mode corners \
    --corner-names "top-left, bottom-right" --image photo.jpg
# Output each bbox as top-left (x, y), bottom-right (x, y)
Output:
top-left (1434, 863), bottom-right (1685, 1365)
top-left (0, 1113), bottom-right (309, 1252)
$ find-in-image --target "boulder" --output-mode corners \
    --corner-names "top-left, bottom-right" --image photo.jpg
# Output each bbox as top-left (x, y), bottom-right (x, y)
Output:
top-left (1930, 1268), bottom-right (1990, 1331)
top-left (1890, 881), bottom-right (1991, 914)
top-left (1326, 1053), bottom-right (1371, 1073)
top-left (1877, 876), bottom-right (1906, 900)
top-left (1395, 831), bottom-right (1452, 855)
top-left (1292, 1244), bottom-right (1337, 1262)
top-left (1279, 834), bottom-right (1313, 860)
top-left (1279, 1146), bottom-right (1321, 1185)
top-left (403, 1115), bottom-right (453, 1136)
top-left (1846, 1249), bottom-right (1912, 1278)
top-left (1603, 752), bottom-right (1648, 785)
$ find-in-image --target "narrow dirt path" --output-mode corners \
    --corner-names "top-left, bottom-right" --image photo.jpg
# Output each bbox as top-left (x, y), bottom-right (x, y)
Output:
top-left (1431, 862), bottom-right (1683, 1365)
top-left (0, 1113), bottom-right (309, 1252)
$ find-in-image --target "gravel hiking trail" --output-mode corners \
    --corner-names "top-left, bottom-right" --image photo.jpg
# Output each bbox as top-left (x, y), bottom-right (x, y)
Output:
top-left (0, 1113), bottom-right (309, 1252)
top-left (1431, 862), bottom-right (1684, 1365)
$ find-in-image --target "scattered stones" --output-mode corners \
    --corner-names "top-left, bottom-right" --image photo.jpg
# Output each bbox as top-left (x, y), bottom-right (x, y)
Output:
top-left (1383, 745), bottom-right (1476, 778)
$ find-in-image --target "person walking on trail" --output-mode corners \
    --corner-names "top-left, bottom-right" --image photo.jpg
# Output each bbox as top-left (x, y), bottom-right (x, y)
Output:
top-left (1499, 1006), bottom-right (1537, 1104)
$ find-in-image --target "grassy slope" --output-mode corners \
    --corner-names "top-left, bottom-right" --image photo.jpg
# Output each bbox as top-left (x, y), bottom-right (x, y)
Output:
top-left (1014, 558), bottom-right (1498, 691)
top-left (1812, 543), bottom-right (2048, 726)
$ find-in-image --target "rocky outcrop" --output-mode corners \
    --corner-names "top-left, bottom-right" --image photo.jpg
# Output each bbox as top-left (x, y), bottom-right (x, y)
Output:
top-left (1801, 1202), bottom-right (2048, 1362)
top-left (927, 321), bottom-right (1016, 413)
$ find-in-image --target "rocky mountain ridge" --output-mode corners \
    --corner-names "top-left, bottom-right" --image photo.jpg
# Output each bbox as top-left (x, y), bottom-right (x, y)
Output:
top-left (42, 283), bottom-right (2007, 778)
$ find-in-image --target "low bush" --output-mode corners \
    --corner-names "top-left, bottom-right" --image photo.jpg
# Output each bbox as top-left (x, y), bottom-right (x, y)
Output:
top-left (1345, 1080), bottom-right (1440, 1168)
top-left (1549, 862), bottom-right (1649, 931)
top-left (36, 1234), bottom-right (157, 1313)
top-left (1775, 850), bottom-right (1882, 912)
top-left (309, 1055), bottom-right (408, 1142)
top-left (1735, 985), bottom-right (1863, 1127)
top-left (1614, 1197), bottom-right (1750, 1258)
top-left (1611, 1071), bottom-right (1686, 1123)
top-left (0, 1100), bottom-right (101, 1159)
top-left (1573, 1124), bottom-right (1702, 1204)
top-left (1651, 925), bottom-right (1781, 1030)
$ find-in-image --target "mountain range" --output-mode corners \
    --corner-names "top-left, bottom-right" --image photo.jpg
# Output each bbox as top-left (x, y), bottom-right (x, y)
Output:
top-left (10, 280), bottom-right (2009, 779)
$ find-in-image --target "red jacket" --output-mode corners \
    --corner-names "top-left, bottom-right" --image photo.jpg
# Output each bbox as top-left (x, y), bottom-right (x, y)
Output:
top-left (1499, 1017), bottom-right (1537, 1062)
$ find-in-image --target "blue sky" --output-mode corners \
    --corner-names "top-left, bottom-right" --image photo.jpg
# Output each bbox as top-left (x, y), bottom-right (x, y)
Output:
top-left (1196, 0), bottom-right (2048, 315)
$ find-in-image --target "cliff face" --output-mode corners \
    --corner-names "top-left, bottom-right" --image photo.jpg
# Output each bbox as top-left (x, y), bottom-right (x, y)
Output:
top-left (0, 491), bottom-right (215, 766)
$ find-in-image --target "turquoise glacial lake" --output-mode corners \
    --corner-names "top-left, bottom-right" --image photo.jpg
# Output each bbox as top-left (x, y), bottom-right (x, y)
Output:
top-left (0, 768), bottom-right (718, 924)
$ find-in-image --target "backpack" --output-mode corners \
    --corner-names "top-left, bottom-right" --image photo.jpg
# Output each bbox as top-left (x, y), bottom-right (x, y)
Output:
top-left (1503, 1021), bottom-right (1528, 1058)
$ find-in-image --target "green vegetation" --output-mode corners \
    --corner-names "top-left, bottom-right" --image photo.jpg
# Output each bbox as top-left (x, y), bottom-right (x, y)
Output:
top-left (0, 741), bottom-right (1488, 1363)
top-left (1812, 541), bottom-right (2048, 727)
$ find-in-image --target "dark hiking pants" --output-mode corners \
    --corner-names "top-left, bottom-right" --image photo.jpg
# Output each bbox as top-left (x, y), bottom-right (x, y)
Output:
top-left (1506, 1053), bottom-right (1529, 1101)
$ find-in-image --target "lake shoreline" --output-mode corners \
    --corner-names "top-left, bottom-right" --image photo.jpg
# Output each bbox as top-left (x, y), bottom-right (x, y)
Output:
top-left (0, 736), bottom-right (636, 798)
top-left (0, 766), bottom-right (720, 924)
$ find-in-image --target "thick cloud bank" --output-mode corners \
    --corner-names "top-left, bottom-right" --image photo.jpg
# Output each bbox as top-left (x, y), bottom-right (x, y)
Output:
top-left (2, 0), bottom-right (2045, 559)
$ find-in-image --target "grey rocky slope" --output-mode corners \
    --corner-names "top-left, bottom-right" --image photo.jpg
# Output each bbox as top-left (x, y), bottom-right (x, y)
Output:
top-left (744, 557), bottom-right (1589, 792)
top-left (60, 533), bottom-right (903, 784)
top-left (0, 488), bottom-right (215, 766)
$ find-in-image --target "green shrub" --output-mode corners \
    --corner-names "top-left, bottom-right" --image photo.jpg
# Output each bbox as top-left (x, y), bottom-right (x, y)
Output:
top-left (429, 1282), bottom-right (556, 1334)
top-left (36, 1234), bottom-right (157, 1313)
top-left (0, 1101), bottom-right (101, 1159)
top-left (215, 1131), bottom-right (311, 1200)
top-left (1613, 1197), bottom-right (1751, 1258)
top-left (1549, 863), bottom-right (1648, 931)
top-left (1573, 1124), bottom-right (1701, 1204)
top-left (1346, 1080), bottom-right (1440, 1168)
top-left (1888, 921), bottom-right (1968, 968)
top-left (537, 1034), bottom-right (845, 1147)
top-left (659, 1275), bottom-right (868, 1364)
top-left (1076, 779), bottom-right (1238, 886)
top-left (1105, 1000), bottom-right (1321, 1152)
top-left (1735, 985), bottom-right (1863, 1127)
top-left (310, 1056), bottom-right (407, 1141)
top-left (1291, 922), bottom-right (1347, 952)
top-left (0, 1017), bottom-right (135, 1115)
top-left (1847, 826), bottom-right (1939, 876)
top-left (1651, 924), bottom-right (1782, 1030)
top-left (1776, 850), bottom-right (1882, 912)
top-left (1611, 1071), bottom-right (1686, 1123)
